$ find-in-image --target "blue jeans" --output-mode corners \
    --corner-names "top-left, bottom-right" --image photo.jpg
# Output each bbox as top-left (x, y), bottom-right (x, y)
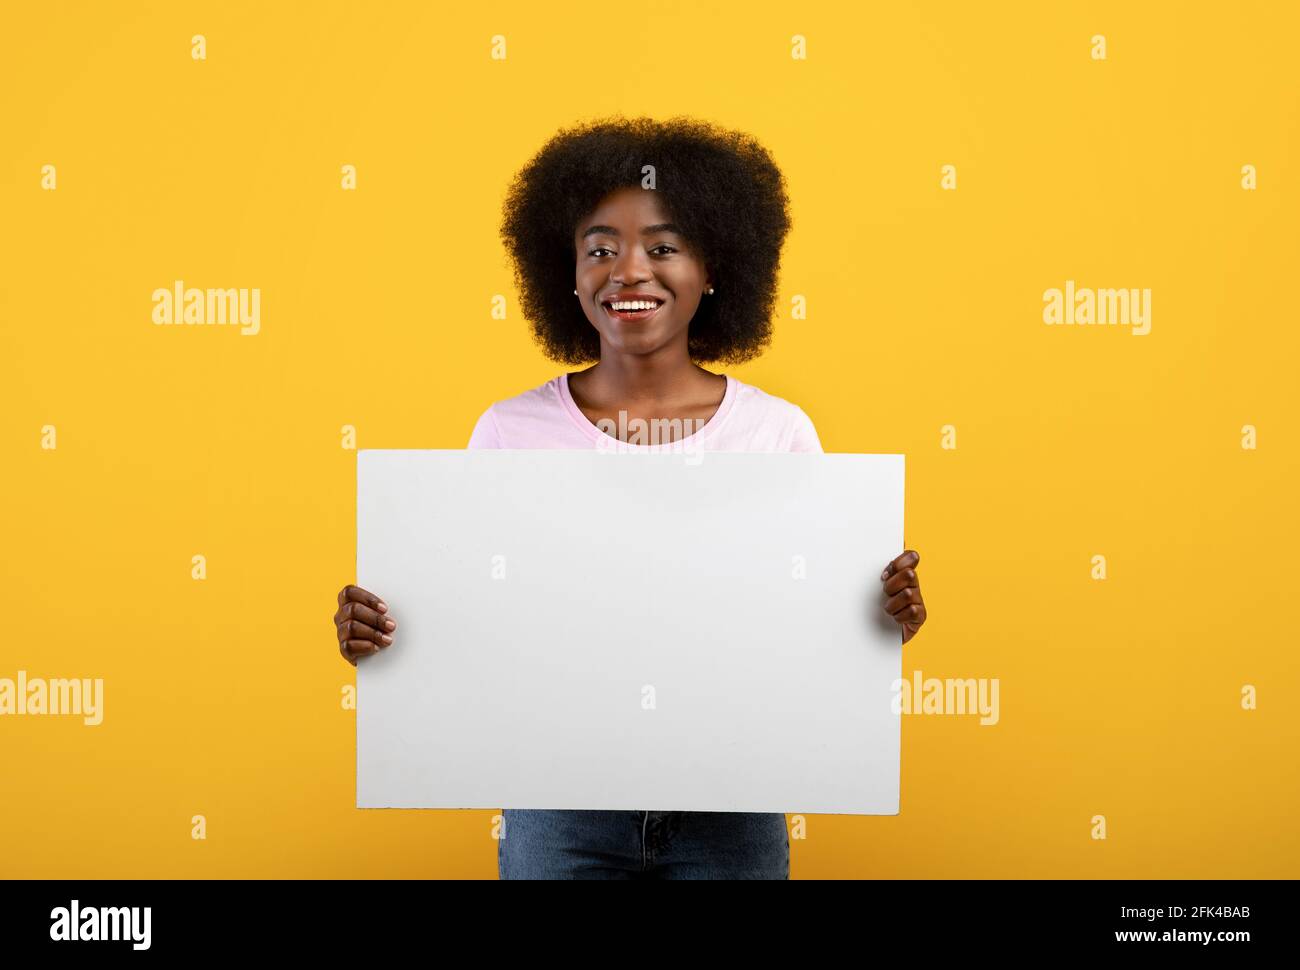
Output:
top-left (497, 809), bottom-right (789, 880)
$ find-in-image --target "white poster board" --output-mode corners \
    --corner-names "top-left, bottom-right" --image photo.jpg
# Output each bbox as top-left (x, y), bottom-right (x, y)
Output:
top-left (357, 449), bottom-right (904, 815)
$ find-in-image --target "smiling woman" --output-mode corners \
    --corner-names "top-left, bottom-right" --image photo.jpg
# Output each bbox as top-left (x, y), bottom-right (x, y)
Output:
top-left (332, 114), bottom-right (928, 881)
top-left (499, 115), bottom-right (791, 367)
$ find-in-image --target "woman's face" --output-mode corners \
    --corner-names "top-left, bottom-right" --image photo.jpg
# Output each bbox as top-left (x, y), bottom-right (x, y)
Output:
top-left (573, 186), bottom-right (711, 359)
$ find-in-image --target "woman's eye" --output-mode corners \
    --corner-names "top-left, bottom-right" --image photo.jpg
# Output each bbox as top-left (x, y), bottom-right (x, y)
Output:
top-left (588, 245), bottom-right (676, 257)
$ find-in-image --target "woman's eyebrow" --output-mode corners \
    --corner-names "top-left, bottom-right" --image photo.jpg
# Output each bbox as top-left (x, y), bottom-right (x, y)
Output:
top-left (580, 222), bottom-right (682, 239)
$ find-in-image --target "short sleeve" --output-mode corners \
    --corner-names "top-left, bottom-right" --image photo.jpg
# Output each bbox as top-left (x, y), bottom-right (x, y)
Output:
top-left (789, 406), bottom-right (824, 453)
top-left (467, 406), bottom-right (503, 449)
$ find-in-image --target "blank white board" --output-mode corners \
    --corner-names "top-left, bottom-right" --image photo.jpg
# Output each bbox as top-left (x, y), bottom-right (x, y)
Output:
top-left (357, 449), bottom-right (904, 815)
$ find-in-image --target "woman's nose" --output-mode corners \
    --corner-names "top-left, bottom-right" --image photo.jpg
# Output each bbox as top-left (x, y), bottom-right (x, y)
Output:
top-left (610, 246), bottom-right (652, 282)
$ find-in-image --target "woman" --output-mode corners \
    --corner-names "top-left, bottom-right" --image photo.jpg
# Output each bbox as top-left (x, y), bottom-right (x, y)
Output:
top-left (333, 116), bottom-right (928, 879)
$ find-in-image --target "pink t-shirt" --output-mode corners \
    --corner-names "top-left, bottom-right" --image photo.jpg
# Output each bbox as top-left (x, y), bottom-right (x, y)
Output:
top-left (467, 373), bottom-right (822, 454)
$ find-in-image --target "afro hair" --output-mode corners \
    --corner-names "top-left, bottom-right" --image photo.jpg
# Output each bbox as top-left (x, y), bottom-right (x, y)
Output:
top-left (499, 115), bottom-right (793, 365)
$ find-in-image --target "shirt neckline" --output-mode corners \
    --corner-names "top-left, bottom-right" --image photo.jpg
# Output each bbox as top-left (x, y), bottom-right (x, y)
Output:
top-left (558, 371), bottom-right (738, 449)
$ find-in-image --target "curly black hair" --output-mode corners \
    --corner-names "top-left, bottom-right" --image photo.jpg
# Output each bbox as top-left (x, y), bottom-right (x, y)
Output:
top-left (499, 115), bottom-right (793, 365)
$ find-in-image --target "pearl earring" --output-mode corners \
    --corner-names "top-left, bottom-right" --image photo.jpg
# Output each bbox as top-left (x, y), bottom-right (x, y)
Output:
top-left (574, 289), bottom-right (578, 295)
top-left (706, 286), bottom-right (715, 295)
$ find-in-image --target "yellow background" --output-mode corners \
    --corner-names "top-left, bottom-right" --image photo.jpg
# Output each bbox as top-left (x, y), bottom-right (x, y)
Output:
top-left (1, 1), bottom-right (1295, 878)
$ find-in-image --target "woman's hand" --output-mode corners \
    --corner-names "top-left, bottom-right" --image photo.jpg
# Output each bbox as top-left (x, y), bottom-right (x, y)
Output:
top-left (881, 550), bottom-right (926, 644)
top-left (335, 585), bottom-right (397, 666)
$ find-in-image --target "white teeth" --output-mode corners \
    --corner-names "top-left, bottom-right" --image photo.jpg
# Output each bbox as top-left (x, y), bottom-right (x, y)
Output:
top-left (608, 300), bottom-right (660, 311)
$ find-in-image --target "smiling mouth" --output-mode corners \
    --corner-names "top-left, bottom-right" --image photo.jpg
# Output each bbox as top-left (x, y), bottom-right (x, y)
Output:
top-left (602, 299), bottom-right (664, 322)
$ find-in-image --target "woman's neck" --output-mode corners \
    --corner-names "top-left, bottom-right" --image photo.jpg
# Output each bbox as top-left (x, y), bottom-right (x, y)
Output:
top-left (572, 351), bottom-right (721, 409)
